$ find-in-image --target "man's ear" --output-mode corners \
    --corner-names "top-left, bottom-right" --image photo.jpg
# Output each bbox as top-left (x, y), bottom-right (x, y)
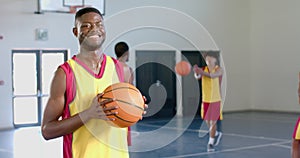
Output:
top-left (72, 27), bottom-right (78, 37)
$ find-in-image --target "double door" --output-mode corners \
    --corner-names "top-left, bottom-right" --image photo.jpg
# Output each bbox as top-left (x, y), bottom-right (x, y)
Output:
top-left (12, 49), bottom-right (68, 127)
top-left (136, 50), bottom-right (177, 119)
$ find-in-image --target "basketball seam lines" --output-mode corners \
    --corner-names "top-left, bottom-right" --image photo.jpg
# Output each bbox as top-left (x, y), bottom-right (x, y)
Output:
top-left (104, 86), bottom-right (140, 93)
top-left (116, 99), bottom-right (144, 111)
top-left (113, 114), bottom-right (136, 123)
top-left (101, 97), bottom-right (144, 111)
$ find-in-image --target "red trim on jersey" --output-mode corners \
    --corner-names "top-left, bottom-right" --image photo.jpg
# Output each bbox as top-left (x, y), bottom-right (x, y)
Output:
top-left (127, 126), bottom-right (132, 146)
top-left (60, 62), bottom-right (76, 158)
top-left (111, 57), bottom-right (125, 82)
top-left (293, 117), bottom-right (300, 139)
top-left (72, 55), bottom-right (107, 79)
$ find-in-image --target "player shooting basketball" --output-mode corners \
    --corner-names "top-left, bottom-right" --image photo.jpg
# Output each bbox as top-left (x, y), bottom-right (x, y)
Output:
top-left (193, 51), bottom-right (223, 152)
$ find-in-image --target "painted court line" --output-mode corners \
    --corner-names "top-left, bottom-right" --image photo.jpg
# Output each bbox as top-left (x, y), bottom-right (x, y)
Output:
top-left (224, 115), bottom-right (297, 124)
top-left (162, 140), bottom-right (291, 158)
top-left (223, 133), bottom-right (288, 142)
top-left (272, 143), bottom-right (292, 149)
top-left (138, 123), bottom-right (289, 142)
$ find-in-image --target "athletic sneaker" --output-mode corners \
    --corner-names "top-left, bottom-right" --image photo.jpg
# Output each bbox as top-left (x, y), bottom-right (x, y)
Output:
top-left (214, 132), bottom-right (222, 146)
top-left (207, 144), bottom-right (215, 152)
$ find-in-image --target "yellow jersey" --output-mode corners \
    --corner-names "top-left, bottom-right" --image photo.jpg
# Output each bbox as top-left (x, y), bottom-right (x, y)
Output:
top-left (60, 55), bottom-right (129, 158)
top-left (201, 66), bottom-right (222, 103)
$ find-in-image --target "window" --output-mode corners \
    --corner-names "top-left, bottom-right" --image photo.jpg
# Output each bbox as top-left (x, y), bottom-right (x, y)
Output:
top-left (12, 49), bottom-right (68, 127)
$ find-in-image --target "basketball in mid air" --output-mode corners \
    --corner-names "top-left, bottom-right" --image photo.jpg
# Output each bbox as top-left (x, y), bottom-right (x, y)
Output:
top-left (175, 61), bottom-right (191, 76)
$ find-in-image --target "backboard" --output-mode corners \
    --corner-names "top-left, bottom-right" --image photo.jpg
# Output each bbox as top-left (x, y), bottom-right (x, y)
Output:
top-left (36, 0), bottom-right (105, 14)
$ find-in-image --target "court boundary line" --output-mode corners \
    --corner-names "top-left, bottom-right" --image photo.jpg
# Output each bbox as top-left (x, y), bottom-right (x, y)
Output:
top-left (137, 123), bottom-right (289, 142)
top-left (273, 143), bottom-right (292, 149)
top-left (141, 112), bottom-right (297, 124)
top-left (224, 116), bottom-right (297, 124)
top-left (162, 140), bottom-right (291, 158)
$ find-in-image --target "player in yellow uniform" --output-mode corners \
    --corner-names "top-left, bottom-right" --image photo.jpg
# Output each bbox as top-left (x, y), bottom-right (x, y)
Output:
top-left (193, 52), bottom-right (223, 152)
top-left (41, 7), bottom-right (130, 158)
top-left (292, 72), bottom-right (300, 158)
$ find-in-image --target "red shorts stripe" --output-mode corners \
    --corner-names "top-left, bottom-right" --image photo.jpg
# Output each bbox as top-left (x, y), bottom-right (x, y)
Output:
top-left (201, 102), bottom-right (222, 121)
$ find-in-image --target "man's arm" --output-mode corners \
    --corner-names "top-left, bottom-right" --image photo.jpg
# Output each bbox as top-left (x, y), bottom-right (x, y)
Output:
top-left (193, 65), bottom-right (202, 80)
top-left (199, 67), bottom-right (223, 79)
top-left (41, 68), bottom-right (86, 140)
top-left (41, 68), bottom-right (117, 140)
top-left (128, 67), bottom-right (134, 84)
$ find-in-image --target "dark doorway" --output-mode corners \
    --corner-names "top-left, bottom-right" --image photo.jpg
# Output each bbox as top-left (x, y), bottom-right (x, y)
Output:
top-left (136, 51), bottom-right (176, 119)
top-left (181, 51), bottom-right (206, 117)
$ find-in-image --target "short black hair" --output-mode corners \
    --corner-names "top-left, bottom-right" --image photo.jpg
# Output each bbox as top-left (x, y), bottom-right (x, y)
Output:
top-left (202, 51), bottom-right (220, 66)
top-left (75, 7), bottom-right (102, 22)
top-left (205, 51), bottom-right (218, 58)
top-left (115, 42), bottom-right (129, 58)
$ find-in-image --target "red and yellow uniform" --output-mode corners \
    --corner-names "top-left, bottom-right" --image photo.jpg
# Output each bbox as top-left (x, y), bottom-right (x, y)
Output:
top-left (293, 117), bottom-right (300, 139)
top-left (201, 66), bottom-right (223, 121)
top-left (60, 55), bottom-right (128, 158)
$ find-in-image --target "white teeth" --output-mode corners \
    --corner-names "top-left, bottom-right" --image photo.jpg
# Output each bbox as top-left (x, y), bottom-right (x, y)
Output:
top-left (89, 35), bottom-right (99, 38)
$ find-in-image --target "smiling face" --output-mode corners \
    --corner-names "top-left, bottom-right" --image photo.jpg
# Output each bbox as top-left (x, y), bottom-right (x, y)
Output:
top-left (205, 55), bottom-right (217, 67)
top-left (73, 12), bottom-right (106, 51)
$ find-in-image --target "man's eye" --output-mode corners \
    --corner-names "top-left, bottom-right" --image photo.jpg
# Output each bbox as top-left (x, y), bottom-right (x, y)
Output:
top-left (95, 22), bottom-right (102, 27)
top-left (81, 24), bottom-right (91, 28)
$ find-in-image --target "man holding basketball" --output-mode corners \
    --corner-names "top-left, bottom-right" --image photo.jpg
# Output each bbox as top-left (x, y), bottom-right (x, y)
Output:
top-left (42, 7), bottom-right (131, 158)
top-left (193, 52), bottom-right (223, 152)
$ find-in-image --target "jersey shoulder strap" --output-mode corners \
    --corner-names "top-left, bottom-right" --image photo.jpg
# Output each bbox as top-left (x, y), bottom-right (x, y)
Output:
top-left (110, 56), bottom-right (125, 82)
top-left (59, 62), bottom-right (76, 116)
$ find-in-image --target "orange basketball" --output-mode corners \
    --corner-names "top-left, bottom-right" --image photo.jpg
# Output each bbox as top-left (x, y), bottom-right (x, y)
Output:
top-left (99, 82), bottom-right (145, 128)
top-left (175, 61), bottom-right (191, 76)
